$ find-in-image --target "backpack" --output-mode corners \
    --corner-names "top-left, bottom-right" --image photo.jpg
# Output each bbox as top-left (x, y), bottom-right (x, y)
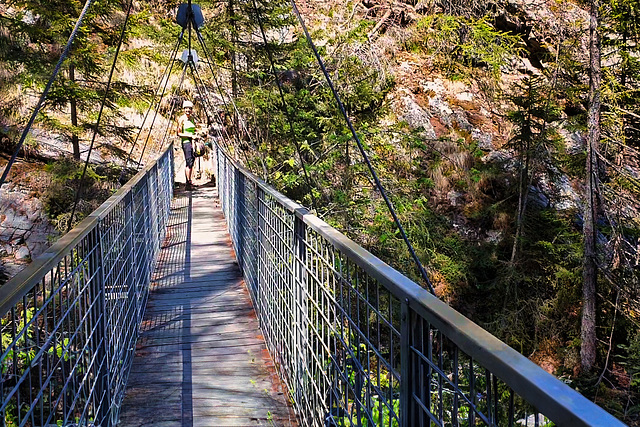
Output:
top-left (193, 140), bottom-right (206, 157)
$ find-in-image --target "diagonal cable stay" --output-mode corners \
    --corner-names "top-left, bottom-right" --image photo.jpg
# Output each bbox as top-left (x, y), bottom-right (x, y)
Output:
top-left (0, 0), bottom-right (98, 190)
top-left (288, 0), bottom-right (435, 294)
top-left (119, 27), bottom-right (186, 183)
top-left (250, 0), bottom-right (319, 211)
top-left (67, 0), bottom-right (136, 232)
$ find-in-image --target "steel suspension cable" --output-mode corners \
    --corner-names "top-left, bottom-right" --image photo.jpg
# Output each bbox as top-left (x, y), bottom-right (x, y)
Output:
top-left (0, 0), bottom-right (97, 190)
top-left (189, 31), bottom-right (251, 161)
top-left (190, 64), bottom-right (256, 169)
top-left (153, 94), bottom-right (180, 155)
top-left (119, 27), bottom-right (185, 182)
top-left (251, 0), bottom-right (319, 211)
top-left (135, 33), bottom-right (188, 164)
top-left (289, 0), bottom-right (435, 294)
top-left (66, 0), bottom-right (136, 233)
top-left (150, 60), bottom-right (195, 155)
top-left (189, 63), bottom-right (244, 175)
top-left (138, 61), bottom-right (189, 166)
top-left (190, 64), bottom-right (234, 153)
top-left (193, 29), bottom-right (261, 163)
top-left (189, 63), bottom-right (219, 133)
top-left (241, 92), bottom-right (270, 178)
top-left (188, 32), bottom-right (237, 145)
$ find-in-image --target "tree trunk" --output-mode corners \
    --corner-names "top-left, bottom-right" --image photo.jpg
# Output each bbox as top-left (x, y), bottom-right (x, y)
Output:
top-left (581, 0), bottom-right (601, 373)
top-left (510, 125), bottom-right (531, 265)
top-left (69, 64), bottom-right (80, 160)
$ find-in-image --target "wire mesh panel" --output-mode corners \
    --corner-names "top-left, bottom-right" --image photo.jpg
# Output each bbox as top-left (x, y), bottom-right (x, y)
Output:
top-left (0, 229), bottom-right (103, 427)
top-left (405, 313), bottom-right (511, 426)
top-left (255, 188), bottom-right (297, 390)
top-left (0, 145), bottom-right (174, 427)
top-left (300, 228), bottom-right (403, 427)
top-left (214, 143), bottom-right (623, 427)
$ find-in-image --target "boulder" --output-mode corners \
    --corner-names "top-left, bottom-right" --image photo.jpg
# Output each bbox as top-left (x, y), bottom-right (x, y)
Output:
top-left (14, 246), bottom-right (30, 261)
top-left (428, 96), bottom-right (454, 127)
top-left (472, 128), bottom-right (493, 150)
top-left (539, 173), bottom-right (580, 211)
top-left (0, 186), bottom-right (57, 280)
top-left (559, 127), bottom-right (585, 155)
top-left (398, 93), bottom-right (437, 138)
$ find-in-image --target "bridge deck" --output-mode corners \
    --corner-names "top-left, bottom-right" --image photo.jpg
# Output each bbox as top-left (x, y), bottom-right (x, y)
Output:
top-left (119, 184), bottom-right (296, 426)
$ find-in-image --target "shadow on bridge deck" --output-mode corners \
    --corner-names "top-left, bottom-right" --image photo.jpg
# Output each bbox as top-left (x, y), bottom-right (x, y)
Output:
top-left (119, 184), bottom-right (296, 427)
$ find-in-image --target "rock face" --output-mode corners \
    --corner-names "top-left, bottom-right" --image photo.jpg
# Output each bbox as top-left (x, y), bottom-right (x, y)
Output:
top-left (385, 0), bottom-right (591, 245)
top-left (390, 61), bottom-right (504, 156)
top-left (0, 186), bottom-right (58, 280)
top-left (398, 90), bottom-right (437, 138)
top-left (494, 0), bottom-right (589, 70)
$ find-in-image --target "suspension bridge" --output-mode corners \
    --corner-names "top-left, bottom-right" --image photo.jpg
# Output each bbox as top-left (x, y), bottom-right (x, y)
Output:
top-left (0, 1), bottom-right (628, 426)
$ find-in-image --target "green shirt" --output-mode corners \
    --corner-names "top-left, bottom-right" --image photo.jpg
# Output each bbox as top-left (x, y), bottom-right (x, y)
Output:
top-left (181, 118), bottom-right (196, 144)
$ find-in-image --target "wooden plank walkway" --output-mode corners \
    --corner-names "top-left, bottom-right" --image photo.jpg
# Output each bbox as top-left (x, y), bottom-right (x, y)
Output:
top-left (118, 184), bottom-right (296, 427)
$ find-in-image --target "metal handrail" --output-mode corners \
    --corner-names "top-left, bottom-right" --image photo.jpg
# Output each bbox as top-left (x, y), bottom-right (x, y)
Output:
top-left (0, 144), bottom-right (174, 427)
top-left (213, 143), bottom-right (624, 427)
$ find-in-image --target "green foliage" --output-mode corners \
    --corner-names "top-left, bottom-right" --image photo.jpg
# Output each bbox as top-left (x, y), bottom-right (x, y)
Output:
top-left (42, 158), bottom-right (112, 231)
top-left (334, 397), bottom-right (400, 427)
top-left (0, 0), bottom-right (154, 156)
top-left (230, 15), bottom-right (395, 207)
top-left (506, 75), bottom-right (564, 263)
top-left (2, 306), bottom-right (36, 425)
top-left (2, 291), bottom-right (93, 425)
top-left (45, 157), bottom-right (105, 183)
top-left (625, 328), bottom-right (640, 389)
top-left (412, 15), bottom-right (524, 78)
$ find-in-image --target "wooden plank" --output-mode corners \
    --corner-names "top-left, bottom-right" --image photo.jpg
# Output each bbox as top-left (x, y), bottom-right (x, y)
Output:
top-left (118, 186), bottom-right (296, 427)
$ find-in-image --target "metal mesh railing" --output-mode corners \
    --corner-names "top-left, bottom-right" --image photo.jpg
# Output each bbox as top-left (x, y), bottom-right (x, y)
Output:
top-left (0, 145), bottom-right (173, 427)
top-left (213, 144), bottom-right (624, 427)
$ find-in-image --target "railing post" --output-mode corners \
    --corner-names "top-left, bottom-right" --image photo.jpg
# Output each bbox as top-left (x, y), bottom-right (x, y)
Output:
top-left (139, 172), bottom-right (151, 324)
top-left (256, 185), bottom-right (265, 324)
top-left (400, 300), bottom-right (411, 427)
top-left (93, 223), bottom-right (113, 426)
top-left (126, 188), bottom-right (136, 324)
top-left (293, 212), bottom-right (308, 410)
top-left (249, 180), bottom-right (258, 294)
top-left (235, 170), bottom-right (245, 270)
top-left (215, 144), bottom-right (220, 197)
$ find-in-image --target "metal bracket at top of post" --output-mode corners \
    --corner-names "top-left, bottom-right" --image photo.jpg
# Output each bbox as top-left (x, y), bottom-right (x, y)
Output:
top-left (180, 49), bottom-right (199, 65)
top-left (176, 3), bottom-right (205, 29)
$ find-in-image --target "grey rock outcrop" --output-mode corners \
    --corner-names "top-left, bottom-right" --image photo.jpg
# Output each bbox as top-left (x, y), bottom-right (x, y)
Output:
top-left (494, 0), bottom-right (589, 71)
top-left (398, 91), bottom-right (437, 138)
top-left (0, 186), bottom-right (58, 280)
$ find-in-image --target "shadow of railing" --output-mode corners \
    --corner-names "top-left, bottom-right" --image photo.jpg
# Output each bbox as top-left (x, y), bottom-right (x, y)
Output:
top-left (121, 185), bottom-right (296, 425)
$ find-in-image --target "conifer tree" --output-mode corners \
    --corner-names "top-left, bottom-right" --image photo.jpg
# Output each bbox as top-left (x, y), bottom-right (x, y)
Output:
top-left (597, 0), bottom-right (640, 332)
top-left (575, 0), bottom-right (640, 374)
top-left (0, 0), bottom-right (131, 159)
top-left (582, 0), bottom-right (602, 372)
top-left (507, 77), bottom-right (562, 264)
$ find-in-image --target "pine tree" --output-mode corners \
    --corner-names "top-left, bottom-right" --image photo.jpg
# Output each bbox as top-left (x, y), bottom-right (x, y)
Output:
top-left (507, 76), bottom-right (562, 264)
top-left (596, 0), bottom-right (640, 333)
top-left (0, 0), bottom-right (131, 159)
top-left (582, 0), bottom-right (602, 372)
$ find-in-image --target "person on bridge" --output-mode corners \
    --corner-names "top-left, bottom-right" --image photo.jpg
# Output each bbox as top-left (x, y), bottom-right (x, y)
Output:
top-left (176, 100), bottom-right (199, 190)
